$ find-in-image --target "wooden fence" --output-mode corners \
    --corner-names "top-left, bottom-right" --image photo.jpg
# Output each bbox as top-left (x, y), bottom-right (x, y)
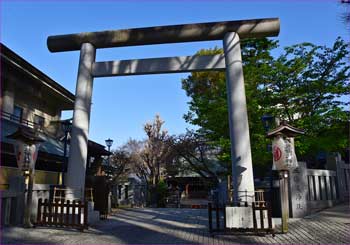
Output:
top-left (36, 198), bottom-right (88, 231)
top-left (208, 202), bottom-right (274, 236)
top-left (252, 202), bottom-right (273, 234)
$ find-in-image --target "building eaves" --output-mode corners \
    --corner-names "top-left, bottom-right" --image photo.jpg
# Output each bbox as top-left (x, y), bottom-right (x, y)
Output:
top-left (0, 43), bottom-right (75, 106)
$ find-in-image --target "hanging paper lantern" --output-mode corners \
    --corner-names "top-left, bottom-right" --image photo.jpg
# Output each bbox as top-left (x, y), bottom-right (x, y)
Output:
top-left (7, 126), bottom-right (43, 172)
top-left (13, 142), bottom-right (40, 171)
top-left (272, 135), bottom-right (298, 171)
top-left (267, 121), bottom-right (304, 171)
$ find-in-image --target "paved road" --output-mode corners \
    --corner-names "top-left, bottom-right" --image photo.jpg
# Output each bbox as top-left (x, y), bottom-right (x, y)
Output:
top-left (2, 204), bottom-right (349, 244)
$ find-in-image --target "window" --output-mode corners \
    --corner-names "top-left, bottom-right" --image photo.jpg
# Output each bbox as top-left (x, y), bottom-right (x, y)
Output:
top-left (12, 106), bottom-right (23, 123)
top-left (34, 114), bottom-right (45, 128)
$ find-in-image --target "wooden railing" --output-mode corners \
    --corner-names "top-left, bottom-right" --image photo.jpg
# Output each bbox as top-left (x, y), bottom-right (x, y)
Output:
top-left (2, 111), bottom-right (43, 130)
top-left (233, 190), bottom-right (267, 205)
top-left (52, 187), bottom-right (94, 203)
top-left (36, 198), bottom-right (88, 231)
top-left (252, 202), bottom-right (273, 233)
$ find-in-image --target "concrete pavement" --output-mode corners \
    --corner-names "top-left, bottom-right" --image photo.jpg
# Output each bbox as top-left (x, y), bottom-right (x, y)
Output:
top-left (1, 203), bottom-right (349, 244)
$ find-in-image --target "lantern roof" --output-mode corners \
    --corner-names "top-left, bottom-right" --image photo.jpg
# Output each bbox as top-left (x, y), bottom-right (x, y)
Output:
top-left (266, 121), bottom-right (304, 138)
top-left (6, 126), bottom-right (44, 144)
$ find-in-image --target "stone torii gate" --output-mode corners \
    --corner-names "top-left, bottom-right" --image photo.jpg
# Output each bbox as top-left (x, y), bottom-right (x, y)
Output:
top-left (47, 18), bottom-right (280, 202)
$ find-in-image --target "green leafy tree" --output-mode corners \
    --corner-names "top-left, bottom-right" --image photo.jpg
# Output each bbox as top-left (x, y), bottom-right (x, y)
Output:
top-left (182, 38), bottom-right (278, 173)
top-left (261, 38), bottom-right (349, 161)
top-left (182, 37), bottom-right (349, 173)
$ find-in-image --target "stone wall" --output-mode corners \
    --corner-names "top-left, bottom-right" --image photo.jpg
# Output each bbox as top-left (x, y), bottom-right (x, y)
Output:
top-left (288, 155), bottom-right (349, 218)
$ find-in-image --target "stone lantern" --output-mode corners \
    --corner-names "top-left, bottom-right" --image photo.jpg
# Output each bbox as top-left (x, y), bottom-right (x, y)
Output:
top-left (7, 126), bottom-right (43, 228)
top-left (266, 121), bottom-right (304, 233)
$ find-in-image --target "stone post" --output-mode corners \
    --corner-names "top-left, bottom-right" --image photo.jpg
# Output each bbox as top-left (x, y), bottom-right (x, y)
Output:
top-left (223, 32), bottom-right (255, 202)
top-left (289, 161), bottom-right (308, 218)
top-left (8, 175), bottom-right (25, 225)
top-left (66, 42), bottom-right (96, 199)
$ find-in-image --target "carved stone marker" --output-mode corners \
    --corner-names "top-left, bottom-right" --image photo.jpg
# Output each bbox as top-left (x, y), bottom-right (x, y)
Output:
top-left (289, 162), bottom-right (308, 218)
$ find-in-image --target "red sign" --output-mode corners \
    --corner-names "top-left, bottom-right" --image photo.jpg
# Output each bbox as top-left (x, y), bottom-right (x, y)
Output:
top-left (273, 146), bottom-right (282, 161)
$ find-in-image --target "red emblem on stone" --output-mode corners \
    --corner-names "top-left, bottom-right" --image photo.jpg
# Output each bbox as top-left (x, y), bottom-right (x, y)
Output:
top-left (273, 146), bottom-right (282, 161)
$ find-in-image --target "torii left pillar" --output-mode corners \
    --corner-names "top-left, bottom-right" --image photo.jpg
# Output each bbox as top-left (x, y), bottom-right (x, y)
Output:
top-left (66, 43), bottom-right (95, 199)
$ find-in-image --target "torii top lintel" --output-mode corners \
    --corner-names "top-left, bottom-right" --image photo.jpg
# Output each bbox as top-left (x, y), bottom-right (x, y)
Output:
top-left (47, 18), bottom-right (280, 52)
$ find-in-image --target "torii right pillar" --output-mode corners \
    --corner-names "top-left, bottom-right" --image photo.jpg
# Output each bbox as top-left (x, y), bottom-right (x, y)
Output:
top-left (223, 32), bottom-right (255, 203)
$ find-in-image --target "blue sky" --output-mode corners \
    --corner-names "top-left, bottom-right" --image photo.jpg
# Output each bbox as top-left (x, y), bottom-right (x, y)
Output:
top-left (1, 0), bottom-right (348, 150)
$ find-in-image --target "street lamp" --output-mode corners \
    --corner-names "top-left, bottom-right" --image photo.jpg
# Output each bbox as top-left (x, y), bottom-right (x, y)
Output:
top-left (261, 114), bottom-right (274, 152)
top-left (7, 126), bottom-right (43, 228)
top-left (105, 138), bottom-right (113, 166)
top-left (50, 118), bottom-right (72, 186)
top-left (261, 114), bottom-right (274, 133)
